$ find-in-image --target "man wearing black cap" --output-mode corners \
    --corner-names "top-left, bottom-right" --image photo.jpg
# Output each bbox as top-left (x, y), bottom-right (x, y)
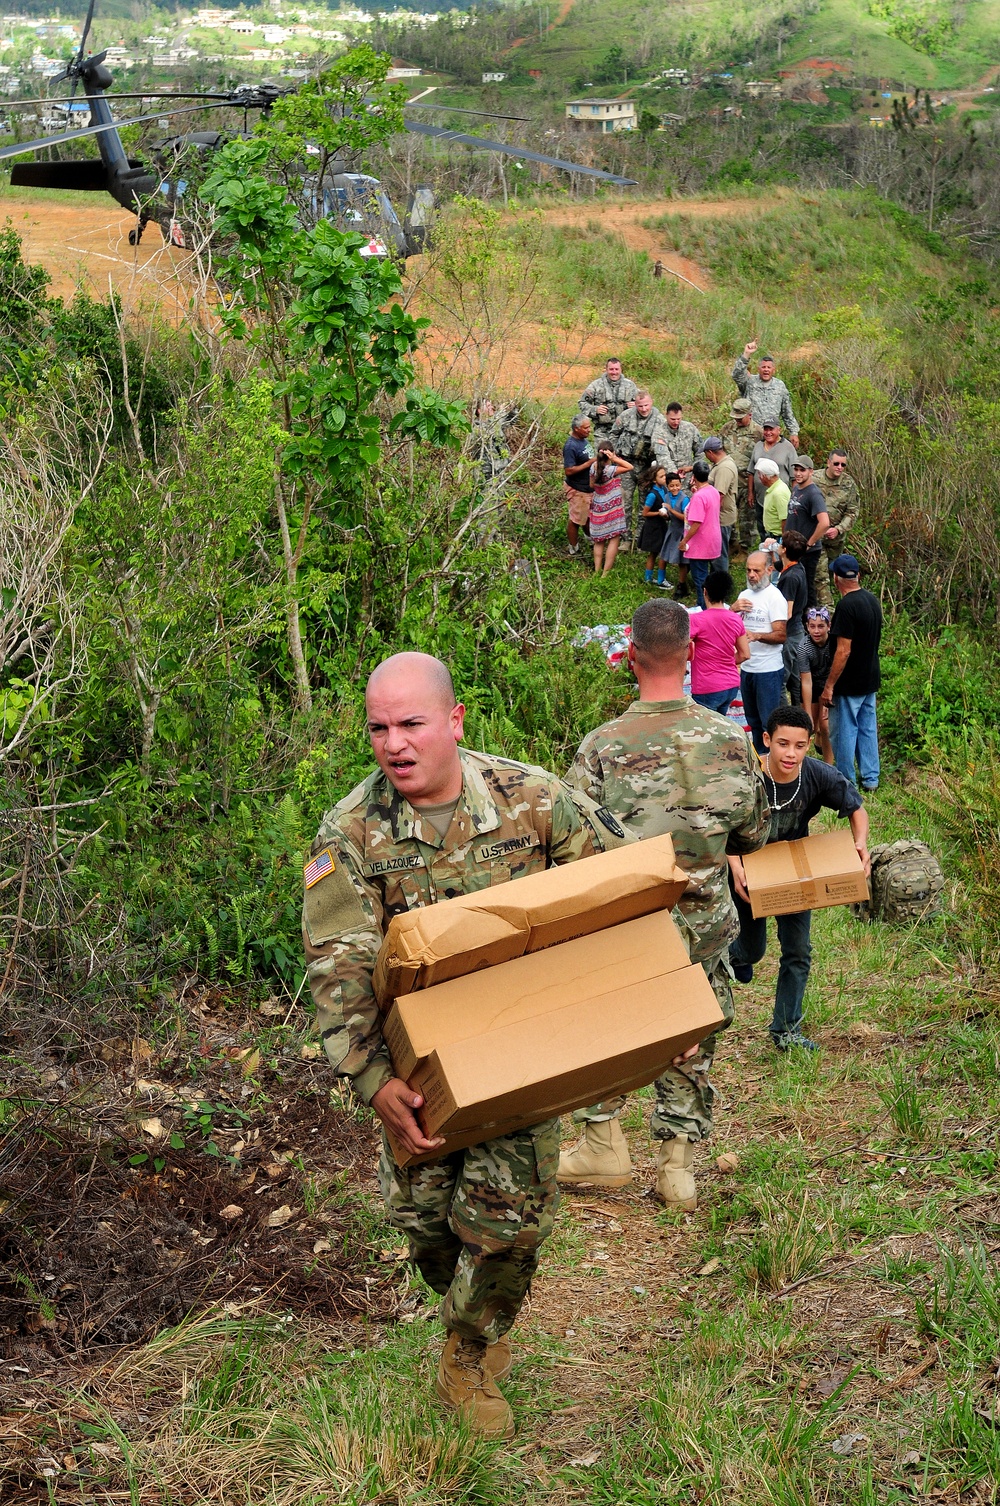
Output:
top-left (732, 341), bottom-right (799, 446)
top-left (785, 456), bottom-right (830, 609)
top-left (703, 437), bottom-right (738, 570)
top-left (820, 555), bottom-right (882, 792)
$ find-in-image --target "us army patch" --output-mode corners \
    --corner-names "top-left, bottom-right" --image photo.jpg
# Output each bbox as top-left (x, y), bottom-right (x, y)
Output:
top-left (595, 807), bottom-right (627, 839)
top-left (304, 848), bottom-right (335, 889)
top-left (304, 852), bottom-right (367, 946)
top-left (363, 854), bottom-right (426, 878)
top-left (476, 833), bottom-right (540, 863)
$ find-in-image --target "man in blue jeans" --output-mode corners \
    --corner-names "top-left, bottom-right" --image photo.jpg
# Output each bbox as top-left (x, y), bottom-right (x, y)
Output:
top-left (734, 551), bottom-right (788, 754)
top-left (820, 554), bottom-right (882, 791)
top-left (728, 705), bottom-right (871, 1051)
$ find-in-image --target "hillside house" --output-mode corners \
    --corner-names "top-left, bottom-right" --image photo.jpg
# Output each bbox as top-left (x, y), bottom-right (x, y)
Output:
top-left (565, 97), bottom-right (636, 131)
top-left (745, 79), bottom-right (781, 98)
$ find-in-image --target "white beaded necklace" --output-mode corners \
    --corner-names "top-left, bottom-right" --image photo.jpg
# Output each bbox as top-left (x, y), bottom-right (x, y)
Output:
top-left (764, 754), bottom-right (803, 811)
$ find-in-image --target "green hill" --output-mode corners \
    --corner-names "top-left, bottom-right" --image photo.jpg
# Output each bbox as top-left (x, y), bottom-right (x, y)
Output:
top-left (503, 0), bottom-right (1000, 93)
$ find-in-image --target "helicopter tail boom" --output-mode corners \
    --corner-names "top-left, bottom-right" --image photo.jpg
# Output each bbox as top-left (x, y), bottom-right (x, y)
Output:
top-left (11, 160), bottom-right (110, 192)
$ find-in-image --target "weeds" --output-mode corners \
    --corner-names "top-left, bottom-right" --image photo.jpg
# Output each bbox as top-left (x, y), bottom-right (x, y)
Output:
top-left (739, 1193), bottom-right (831, 1293)
top-left (879, 1062), bottom-right (934, 1141)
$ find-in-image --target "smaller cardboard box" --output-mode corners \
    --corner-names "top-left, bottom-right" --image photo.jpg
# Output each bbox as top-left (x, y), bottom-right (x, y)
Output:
top-left (743, 828), bottom-right (869, 919)
top-left (373, 833), bottom-right (688, 1006)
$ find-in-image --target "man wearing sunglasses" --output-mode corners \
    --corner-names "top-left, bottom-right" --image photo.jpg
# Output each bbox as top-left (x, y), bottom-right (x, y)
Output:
top-left (785, 456), bottom-right (830, 609)
top-left (812, 451), bottom-right (861, 608)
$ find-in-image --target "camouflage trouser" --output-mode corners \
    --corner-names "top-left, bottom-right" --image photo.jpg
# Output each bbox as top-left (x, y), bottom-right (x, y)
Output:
top-left (378, 1120), bottom-right (559, 1344)
top-left (737, 492), bottom-right (757, 551)
top-left (619, 471), bottom-right (639, 540)
top-left (572, 950), bottom-right (735, 1144)
top-left (815, 546), bottom-right (837, 609)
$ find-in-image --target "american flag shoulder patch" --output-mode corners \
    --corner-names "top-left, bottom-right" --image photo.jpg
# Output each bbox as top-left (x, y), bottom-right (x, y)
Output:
top-left (304, 848), bottom-right (335, 889)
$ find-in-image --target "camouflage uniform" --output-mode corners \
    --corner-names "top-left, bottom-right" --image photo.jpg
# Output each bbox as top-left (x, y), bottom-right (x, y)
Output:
top-left (721, 412), bottom-right (765, 549)
top-left (662, 418), bottom-right (703, 475)
top-left (566, 700), bottom-right (770, 1141)
top-left (610, 405), bottom-right (672, 534)
top-left (303, 747), bottom-right (630, 1343)
top-left (813, 470), bottom-right (861, 608)
top-left (578, 372), bottom-right (639, 444)
top-left (732, 354), bottom-right (799, 436)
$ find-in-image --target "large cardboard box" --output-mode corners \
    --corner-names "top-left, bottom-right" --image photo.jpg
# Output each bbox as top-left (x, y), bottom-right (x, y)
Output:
top-left (392, 965), bottom-right (722, 1166)
top-left (383, 910), bottom-right (691, 1082)
top-left (382, 910), bottom-right (724, 1167)
top-left (373, 833), bottom-right (688, 1005)
top-left (743, 828), bottom-right (870, 918)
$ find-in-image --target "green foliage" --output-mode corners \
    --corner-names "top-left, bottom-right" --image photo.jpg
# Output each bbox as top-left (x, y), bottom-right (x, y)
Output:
top-left (868, 0), bottom-right (955, 55)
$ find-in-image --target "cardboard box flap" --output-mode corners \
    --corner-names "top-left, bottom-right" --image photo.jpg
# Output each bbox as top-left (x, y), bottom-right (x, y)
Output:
top-left (374, 833), bottom-right (689, 1005)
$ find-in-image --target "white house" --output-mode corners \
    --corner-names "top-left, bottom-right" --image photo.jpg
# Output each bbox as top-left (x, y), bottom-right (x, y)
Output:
top-left (565, 97), bottom-right (636, 131)
top-left (482, 71), bottom-right (506, 83)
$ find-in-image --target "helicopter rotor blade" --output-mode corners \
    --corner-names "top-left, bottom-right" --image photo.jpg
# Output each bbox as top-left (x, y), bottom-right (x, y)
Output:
top-left (404, 120), bottom-right (638, 186)
top-left (0, 100), bottom-right (231, 162)
top-left (0, 91), bottom-right (275, 107)
top-left (75, 0), bottom-right (98, 72)
top-left (403, 102), bottom-right (529, 121)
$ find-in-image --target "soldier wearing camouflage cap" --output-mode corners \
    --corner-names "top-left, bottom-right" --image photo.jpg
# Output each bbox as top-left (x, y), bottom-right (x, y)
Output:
top-left (559, 602), bottom-right (770, 1209)
top-left (720, 398), bottom-right (764, 553)
top-left (813, 451), bottom-right (861, 609)
top-left (578, 357), bottom-right (639, 445)
top-left (303, 651), bottom-right (632, 1439)
top-left (732, 340), bottom-right (799, 443)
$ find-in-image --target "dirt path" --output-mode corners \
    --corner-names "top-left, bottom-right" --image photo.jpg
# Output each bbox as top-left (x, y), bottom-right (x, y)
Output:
top-left (508, 0), bottom-right (578, 52)
top-left (535, 193), bottom-right (786, 293)
top-left (1, 195), bottom-right (197, 318)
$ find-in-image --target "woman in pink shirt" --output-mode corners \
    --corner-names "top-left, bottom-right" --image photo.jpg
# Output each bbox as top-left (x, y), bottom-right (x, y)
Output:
top-left (689, 569), bottom-right (750, 716)
top-left (679, 460), bottom-right (722, 608)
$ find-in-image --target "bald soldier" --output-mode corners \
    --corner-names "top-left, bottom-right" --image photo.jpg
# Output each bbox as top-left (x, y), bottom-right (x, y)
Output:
top-left (303, 653), bottom-right (635, 1439)
top-left (559, 602), bottom-right (770, 1208)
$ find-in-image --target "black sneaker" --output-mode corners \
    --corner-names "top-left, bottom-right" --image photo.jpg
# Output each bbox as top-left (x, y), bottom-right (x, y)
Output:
top-left (731, 962), bottom-right (754, 984)
top-left (772, 1030), bottom-right (820, 1052)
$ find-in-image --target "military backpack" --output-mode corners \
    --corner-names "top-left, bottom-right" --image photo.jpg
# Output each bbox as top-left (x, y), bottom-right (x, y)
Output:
top-left (864, 839), bottom-right (944, 924)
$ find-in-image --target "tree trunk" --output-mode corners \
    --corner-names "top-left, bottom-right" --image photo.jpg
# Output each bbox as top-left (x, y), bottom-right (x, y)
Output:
top-left (275, 481), bottom-right (312, 713)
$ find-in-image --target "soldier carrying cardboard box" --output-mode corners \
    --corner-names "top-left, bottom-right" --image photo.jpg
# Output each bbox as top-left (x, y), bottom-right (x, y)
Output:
top-left (302, 651), bottom-right (660, 1440)
top-left (561, 599), bottom-right (771, 1209)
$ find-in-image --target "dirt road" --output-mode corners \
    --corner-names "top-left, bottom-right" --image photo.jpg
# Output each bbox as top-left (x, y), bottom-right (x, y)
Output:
top-left (1, 192), bottom-right (197, 318)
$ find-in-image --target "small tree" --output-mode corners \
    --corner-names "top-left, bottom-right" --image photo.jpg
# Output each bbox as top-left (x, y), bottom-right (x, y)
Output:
top-left (201, 46), bottom-right (464, 712)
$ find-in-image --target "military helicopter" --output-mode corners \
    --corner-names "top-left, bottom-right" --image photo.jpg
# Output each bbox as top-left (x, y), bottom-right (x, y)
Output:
top-left (0, 0), bottom-right (636, 254)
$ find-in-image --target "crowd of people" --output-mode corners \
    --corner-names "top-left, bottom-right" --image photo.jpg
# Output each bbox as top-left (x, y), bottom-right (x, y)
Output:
top-left (565, 345), bottom-right (881, 793)
top-left (294, 345), bottom-right (888, 1443)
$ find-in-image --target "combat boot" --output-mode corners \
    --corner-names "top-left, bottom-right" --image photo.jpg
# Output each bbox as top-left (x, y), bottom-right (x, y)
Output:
top-left (557, 1119), bottom-right (632, 1187)
top-left (655, 1134), bottom-right (697, 1210)
top-left (436, 1333), bottom-right (514, 1439)
top-left (485, 1336), bottom-right (512, 1380)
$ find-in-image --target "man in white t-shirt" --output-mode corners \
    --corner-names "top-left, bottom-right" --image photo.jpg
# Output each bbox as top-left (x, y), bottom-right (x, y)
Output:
top-left (734, 551), bottom-right (788, 755)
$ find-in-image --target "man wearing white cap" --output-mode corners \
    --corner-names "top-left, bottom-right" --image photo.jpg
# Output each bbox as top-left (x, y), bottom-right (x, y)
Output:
top-left (754, 458), bottom-right (790, 541)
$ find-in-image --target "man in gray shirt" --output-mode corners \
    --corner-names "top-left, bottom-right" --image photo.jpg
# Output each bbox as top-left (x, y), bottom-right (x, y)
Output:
top-left (733, 341), bottom-right (799, 444)
top-left (750, 422), bottom-right (798, 541)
